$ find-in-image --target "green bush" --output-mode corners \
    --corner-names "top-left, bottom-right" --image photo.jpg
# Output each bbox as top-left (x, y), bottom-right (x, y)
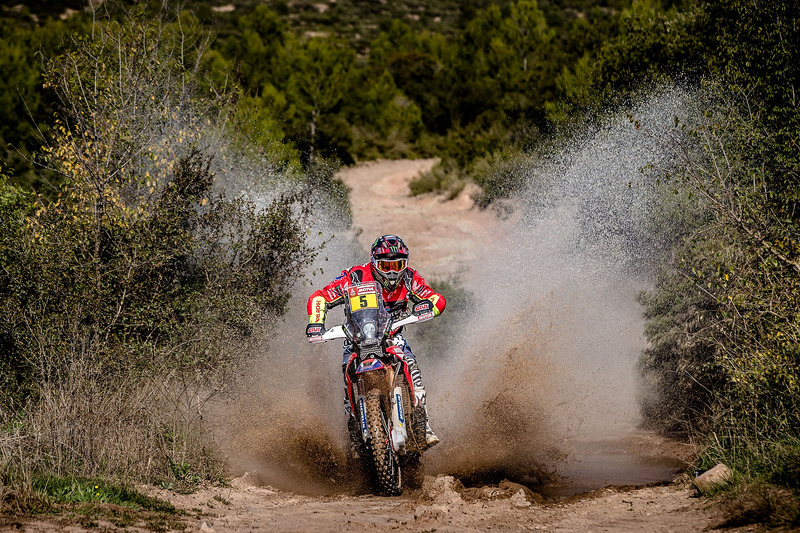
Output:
top-left (639, 78), bottom-right (800, 486)
top-left (409, 158), bottom-right (465, 198)
top-left (31, 475), bottom-right (175, 512)
top-left (0, 8), bottom-right (321, 502)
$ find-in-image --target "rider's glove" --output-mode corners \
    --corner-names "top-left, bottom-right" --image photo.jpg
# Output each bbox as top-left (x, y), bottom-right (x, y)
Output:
top-left (306, 323), bottom-right (326, 340)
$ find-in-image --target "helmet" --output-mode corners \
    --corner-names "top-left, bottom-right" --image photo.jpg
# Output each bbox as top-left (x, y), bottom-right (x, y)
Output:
top-left (370, 235), bottom-right (409, 291)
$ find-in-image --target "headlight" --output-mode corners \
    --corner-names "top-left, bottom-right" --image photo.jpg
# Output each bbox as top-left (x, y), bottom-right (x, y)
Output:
top-left (363, 323), bottom-right (376, 342)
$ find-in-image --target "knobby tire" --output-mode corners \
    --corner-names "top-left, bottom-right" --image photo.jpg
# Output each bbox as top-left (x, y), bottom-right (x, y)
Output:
top-left (366, 388), bottom-right (401, 496)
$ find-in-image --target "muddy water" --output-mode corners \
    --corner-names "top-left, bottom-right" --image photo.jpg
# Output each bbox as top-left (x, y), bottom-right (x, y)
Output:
top-left (536, 444), bottom-right (687, 499)
top-left (450, 431), bottom-right (689, 500)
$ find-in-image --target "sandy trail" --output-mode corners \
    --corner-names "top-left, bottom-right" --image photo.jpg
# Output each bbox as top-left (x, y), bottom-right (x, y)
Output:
top-left (336, 158), bottom-right (503, 278)
top-left (154, 160), bottom-right (719, 532)
top-left (147, 473), bottom-right (727, 533)
top-left (19, 475), bottom-right (727, 532)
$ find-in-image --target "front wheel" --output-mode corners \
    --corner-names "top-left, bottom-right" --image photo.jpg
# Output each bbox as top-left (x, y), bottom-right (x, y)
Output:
top-left (366, 388), bottom-right (401, 495)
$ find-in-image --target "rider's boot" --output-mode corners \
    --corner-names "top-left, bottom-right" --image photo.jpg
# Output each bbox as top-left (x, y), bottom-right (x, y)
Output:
top-left (405, 356), bottom-right (439, 448)
top-left (415, 387), bottom-right (440, 448)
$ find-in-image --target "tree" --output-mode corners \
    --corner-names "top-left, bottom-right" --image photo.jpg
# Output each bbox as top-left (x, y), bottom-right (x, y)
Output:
top-left (285, 36), bottom-right (355, 163)
top-left (226, 5), bottom-right (287, 96)
top-left (501, 0), bottom-right (552, 74)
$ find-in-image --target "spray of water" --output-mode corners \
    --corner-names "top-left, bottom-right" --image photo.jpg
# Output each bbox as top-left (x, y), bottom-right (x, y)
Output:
top-left (425, 87), bottom-right (697, 488)
top-left (208, 87), bottom-right (698, 494)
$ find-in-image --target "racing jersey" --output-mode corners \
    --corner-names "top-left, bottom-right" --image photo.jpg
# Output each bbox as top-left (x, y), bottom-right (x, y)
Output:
top-left (307, 263), bottom-right (446, 325)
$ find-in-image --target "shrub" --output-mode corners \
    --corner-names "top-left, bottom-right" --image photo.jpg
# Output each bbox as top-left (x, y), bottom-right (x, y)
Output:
top-left (639, 79), bottom-right (800, 486)
top-left (0, 7), bottom-right (320, 503)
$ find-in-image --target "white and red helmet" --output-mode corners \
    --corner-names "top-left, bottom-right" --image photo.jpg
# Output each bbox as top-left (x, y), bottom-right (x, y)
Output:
top-left (370, 235), bottom-right (409, 291)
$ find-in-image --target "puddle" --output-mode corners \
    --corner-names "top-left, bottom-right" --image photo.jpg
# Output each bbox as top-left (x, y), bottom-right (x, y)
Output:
top-left (454, 434), bottom-right (691, 500)
top-left (537, 451), bottom-right (687, 499)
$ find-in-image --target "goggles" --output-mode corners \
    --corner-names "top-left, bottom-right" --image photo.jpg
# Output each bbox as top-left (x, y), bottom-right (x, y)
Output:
top-left (374, 258), bottom-right (407, 273)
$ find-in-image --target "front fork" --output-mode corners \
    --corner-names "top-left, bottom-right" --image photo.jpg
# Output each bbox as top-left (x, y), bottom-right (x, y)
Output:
top-left (351, 366), bottom-right (409, 454)
top-left (390, 384), bottom-right (407, 452)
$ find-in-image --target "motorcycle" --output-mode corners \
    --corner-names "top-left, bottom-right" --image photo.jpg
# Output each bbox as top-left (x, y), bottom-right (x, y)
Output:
top-left (307, 281), bottom-right (437, 495)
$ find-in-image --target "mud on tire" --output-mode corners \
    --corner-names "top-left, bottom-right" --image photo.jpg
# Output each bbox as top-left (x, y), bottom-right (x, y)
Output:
top-left (366, 388), bottom-right (401, 496)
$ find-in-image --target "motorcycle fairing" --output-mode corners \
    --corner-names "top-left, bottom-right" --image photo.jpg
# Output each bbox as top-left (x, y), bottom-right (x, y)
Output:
top-left (356, 358), bottom-right (385, 373)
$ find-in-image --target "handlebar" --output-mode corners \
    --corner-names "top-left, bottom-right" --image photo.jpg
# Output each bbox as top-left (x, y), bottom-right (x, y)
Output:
top-left (307, 311), bottom-right (434, 344)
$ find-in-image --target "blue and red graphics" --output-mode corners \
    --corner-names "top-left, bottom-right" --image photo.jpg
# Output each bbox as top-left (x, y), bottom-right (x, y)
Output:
top-left (356, 358), bottom-right (385, 373)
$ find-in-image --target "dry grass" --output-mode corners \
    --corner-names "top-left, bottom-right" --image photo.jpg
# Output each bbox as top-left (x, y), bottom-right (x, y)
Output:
top-left (716, 483), bottom-right (800, 529)
top-left (0, 351), bottom-right (225, 514)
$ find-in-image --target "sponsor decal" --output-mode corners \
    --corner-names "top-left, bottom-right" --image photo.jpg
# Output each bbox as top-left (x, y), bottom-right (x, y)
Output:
top-left (359, 397), bottom-right (368, 438)
top-left (415, 311), bottom-right (435, 321)
top-left (307, 325), bottom-right (323, 334)
top-left (348, 284), bottom-right (377, 297)
top-left (396, 393), bottom-right (405, 425)
top-left (307, 335), bottom-right (324, 344)
top-left (349, 270), bottom-right (363, 284)
top-left (413, 301), bottom-right (433, 314)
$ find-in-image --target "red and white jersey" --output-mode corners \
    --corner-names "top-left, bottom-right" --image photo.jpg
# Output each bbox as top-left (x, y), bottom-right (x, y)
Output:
top-left (307, 263), bottom-right (446, 325)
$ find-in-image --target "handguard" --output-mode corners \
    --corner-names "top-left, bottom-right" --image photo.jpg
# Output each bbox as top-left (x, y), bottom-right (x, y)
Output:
top-left (389, 303), bottom-right (435, 336)
top-left (307, 324), bottom-right (348, 343)
top-left (306, 323), bottom-right (325, 344)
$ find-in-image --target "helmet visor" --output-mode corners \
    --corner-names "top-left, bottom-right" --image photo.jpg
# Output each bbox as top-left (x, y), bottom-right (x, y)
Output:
top-left (375, 258), bottom-right (407, 273)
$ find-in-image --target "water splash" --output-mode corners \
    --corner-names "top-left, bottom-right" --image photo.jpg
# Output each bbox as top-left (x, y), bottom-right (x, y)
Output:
top-left (209, 86), bottom-right (698, 494)
top-left (425, 87), bottom-right (697, 487)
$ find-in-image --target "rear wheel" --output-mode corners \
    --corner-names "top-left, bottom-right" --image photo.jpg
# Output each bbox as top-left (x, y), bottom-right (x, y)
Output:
top-left (366, 388), bottom-right (401, 496)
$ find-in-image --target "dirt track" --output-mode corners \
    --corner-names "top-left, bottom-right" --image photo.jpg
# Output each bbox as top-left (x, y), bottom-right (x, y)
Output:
top-left (148, 473), bottom-right (727, 533)
top-left (146, 159), bottom-right (726, 533)
top-left (12, 160), bottom-right (730, 532)
top-left (336, 158), bottom-right (504, 279)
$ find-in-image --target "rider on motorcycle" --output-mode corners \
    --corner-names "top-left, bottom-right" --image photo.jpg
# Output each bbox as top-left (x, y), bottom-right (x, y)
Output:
top-left (306, 235), bottom-right (445, 449)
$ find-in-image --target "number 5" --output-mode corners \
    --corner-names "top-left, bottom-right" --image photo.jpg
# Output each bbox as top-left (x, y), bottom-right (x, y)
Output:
top-left (359, 295), bottom-right (368, 308)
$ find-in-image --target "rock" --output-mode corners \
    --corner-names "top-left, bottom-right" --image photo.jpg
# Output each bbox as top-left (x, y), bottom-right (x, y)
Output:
top-left (510, 489), bottom-right (532, 508)
top-left (230, 471), bottom-right (256, 489)
top-left (498, 480), bottom-right (543, 504)
top-left (693, 464), bottom-right (732, 494)
top-left (421, 475), bottom-right (464, 504)
top-left (200, 521), bottom-right (215, 533)
top-left (230, 471), bottom-right (264, 491)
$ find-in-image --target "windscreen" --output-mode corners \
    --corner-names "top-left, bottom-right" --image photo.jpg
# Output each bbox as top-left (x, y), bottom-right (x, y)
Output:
top-left (345, 282), bottom-right (389, 347)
